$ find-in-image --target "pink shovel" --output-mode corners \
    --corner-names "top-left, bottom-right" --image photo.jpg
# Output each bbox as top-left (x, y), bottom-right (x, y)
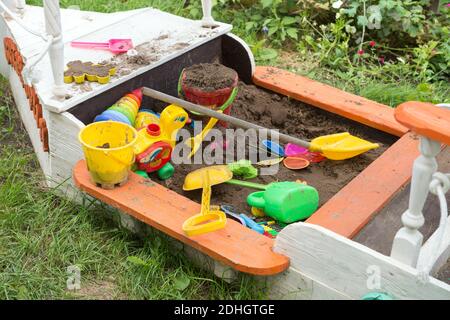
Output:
top-left (71, 39), bottom-right (133, 54)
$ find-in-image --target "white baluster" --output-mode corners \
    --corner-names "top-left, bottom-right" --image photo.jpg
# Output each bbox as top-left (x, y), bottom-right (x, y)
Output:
top-left (201, 0), bottom-right (217, 27)
top-left (391, 137), bottom-right (441, 267)
top-left (43, 0), bottom-right (65, 97)
top-left (15, 0), bottom-right (26, 14)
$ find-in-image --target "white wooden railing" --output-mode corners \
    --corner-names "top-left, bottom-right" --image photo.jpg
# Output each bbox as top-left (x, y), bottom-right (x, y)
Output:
top-left (201, 0), bottom-right (217, 27)
top-left (0, 0), bottom-right (65, 96)
top-left (391, 103), bottom-right (450, 281)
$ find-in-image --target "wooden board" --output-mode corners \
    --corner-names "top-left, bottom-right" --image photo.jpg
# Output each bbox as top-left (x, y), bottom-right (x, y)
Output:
top-left (253, 66), bottom-right (408, 137)
top-left (73, 160), bottom-right (290, 276)
top-left (306, 133), bottom-right (419, 238)
top-left (395, 102), bottom-right (450, 146)
top-left (275, 222), bottom-right (450, 299)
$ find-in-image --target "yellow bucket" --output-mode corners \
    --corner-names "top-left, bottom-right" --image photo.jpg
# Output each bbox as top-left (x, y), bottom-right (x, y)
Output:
top-left (79, 121), bottom-right (138, 186)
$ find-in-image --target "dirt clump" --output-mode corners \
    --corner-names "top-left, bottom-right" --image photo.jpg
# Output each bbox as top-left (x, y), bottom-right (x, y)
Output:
top-left (182, 63), bottom-right (237, 92)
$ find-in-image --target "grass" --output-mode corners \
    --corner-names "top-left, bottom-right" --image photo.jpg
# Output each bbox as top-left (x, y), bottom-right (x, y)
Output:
top-left (1, 0), bottom-right (448, 300)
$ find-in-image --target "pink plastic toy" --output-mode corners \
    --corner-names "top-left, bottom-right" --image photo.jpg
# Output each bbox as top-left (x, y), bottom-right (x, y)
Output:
top-left (284, 143), bottom-right (308, 157)
top-left (71, 39), bottom-right (133, 54)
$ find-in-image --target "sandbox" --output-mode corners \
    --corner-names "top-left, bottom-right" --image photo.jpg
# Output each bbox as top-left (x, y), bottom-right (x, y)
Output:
top-left (3, 3), bottom-right (448, 298)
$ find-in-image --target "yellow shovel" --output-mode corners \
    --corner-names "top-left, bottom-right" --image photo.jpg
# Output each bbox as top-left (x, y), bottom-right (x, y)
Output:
top-left (309, 132), bottom-right (379, 160)
top-left (185, 111), bottom-right (223, 159)
top-left (142, 88), bottom-right (380, 161)
top-left (182, 166), bottom-right (228, 236)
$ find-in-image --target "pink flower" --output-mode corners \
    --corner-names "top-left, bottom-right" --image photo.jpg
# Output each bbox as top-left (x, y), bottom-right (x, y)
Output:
top-left (378, 56), bottom-right (385, 65)
top-left (369, 41), bottom-right (376, 47)
top-left (357, 49), bottom-right (364, 55)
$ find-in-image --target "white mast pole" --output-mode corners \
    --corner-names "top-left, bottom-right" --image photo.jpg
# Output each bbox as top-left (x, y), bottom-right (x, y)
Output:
top-left (201, 0), bottom-right (217, 27)
top-left (43, 0), bottom-right (66, 97)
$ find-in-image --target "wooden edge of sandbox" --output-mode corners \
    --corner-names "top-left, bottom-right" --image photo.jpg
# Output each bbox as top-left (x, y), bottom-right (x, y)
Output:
top-left (306, 133), bottom-right (419, 238)
top-left (253, 66), bottom-right (421, 239)
top-left (73, 160), bottom-right (290, 276)
top-left (253, 66), bottom-right (409, 137)
top-left (395, 101), bottom-right (450, 146)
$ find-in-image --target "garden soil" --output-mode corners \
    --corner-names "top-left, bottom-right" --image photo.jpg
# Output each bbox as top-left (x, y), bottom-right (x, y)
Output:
top-left (182, 63), bottom-right (237, 92)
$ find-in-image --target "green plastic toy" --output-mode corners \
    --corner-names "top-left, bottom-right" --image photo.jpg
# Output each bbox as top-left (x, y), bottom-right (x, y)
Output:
top-left (227, 159), bottom-right (258, 180)
top-left (157, 162), bottom-right (175, 180)
top-left (135, 170), bottom-right (149, 178)
top-left (247, 182), bottom-right (319, 223)
top-left (361, 292), bottom-right (394, 300)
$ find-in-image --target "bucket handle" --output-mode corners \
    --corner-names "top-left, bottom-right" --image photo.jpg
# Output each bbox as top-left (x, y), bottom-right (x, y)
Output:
top-left (247, 191), bottom-right (266, 209)
top-left (102, 149), bottom-right (136, 168)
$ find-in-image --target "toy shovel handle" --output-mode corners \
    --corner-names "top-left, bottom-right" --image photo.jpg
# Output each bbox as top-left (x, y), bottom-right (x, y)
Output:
top-left (225, 179), bottom-right (268, 190)
top-left (71, 41), bottom-right (109, 49)
top-left (247, 191), bottom-right (266, 209)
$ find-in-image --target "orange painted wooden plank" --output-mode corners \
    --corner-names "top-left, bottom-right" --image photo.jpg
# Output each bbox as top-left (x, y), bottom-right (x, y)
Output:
top-left (306, 133), bottom-right (419, 238)
top-left (395, 102), bottom-right (450, 146)
top-left (253, 66), bottom-right (409, 137)
top-left (73, 160), bottom-right (289, 275)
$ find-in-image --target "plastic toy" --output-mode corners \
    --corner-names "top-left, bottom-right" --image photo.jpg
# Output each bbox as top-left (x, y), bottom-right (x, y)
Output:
top-left (134, 104), bottom-right (188, 173)
top-left (135, 109), bottom-right (160, 130)
top-left (227, 159), bottom-right (258, 179)
top-left (247, 181), bottom-right (319, 223)
top-left (283, 157), bottom-right (310, 170)
top-left (220, 205), bottom-right (264, 234)
top-left (284, 143), bottom-right (308, 157)
top-left (294, 151), bottom-right (327, 163)
top-left (220, 204), bottom-right (246, 226)
top-left (64, 60), bottom-right (117, 84)
top-left (309, 132), bottom-right (378, 160)
top-left (135, 170), bottom-right (149, 178)
top-left (94, 88), bottom-right (143, 125)
top-left (71, 38), bottom-right (133, 54)
top-left (157, 162), bottom-right (174, 180)
top-left (262, 140), bottom-right (285, 157)
top-left (182, 170), bottom-right (227, 236)
top-left (251, 207), bottom-right (265, 217)
top-left (78, 121), bottom-right (138, 188)
top-left (255, 158), bottom-right (284, 167)
top-left (361, 293), bottom-right (394, 300)
top-left (185, 112), bottom-right (222, 159)
top-left (183, 165), bottom-right (232, 191)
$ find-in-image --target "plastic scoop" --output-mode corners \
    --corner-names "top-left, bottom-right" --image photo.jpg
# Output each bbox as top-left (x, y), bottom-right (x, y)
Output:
top-left (262, 140), bottom-right (285, 157)
top-left (183, 165), bottom-right (232, 191)
top-left (283, 157), bottom-right (310, 170)
top-left (285, 143), bottom-right (308, 157)
top-left (255, 158), bottom-right (284, 167)
top-left (71, 39), bottom-right (133, 54)
top-left (182, 170), bottom-right (227, 236)
top-left (185, 111), bottom-right (223, 159)
top-left (295, 152), bottom-right (327, 163)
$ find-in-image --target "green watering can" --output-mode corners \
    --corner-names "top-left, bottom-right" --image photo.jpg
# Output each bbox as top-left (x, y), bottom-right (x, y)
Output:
top-left (233, 181), bottom-right (319, 224)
